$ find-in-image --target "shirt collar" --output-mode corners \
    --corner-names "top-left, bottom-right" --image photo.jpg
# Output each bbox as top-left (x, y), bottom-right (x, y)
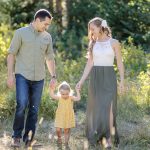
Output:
top-left (29, 23), bottom-right (40, 35)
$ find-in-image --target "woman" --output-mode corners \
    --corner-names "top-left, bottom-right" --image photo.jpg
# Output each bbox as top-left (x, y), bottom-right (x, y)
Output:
top-left (76, 17), bottom-right (124, 149)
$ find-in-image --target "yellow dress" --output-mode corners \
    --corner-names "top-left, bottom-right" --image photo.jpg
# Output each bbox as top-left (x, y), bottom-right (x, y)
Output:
top-left (54, 97), bottom-right (75, 128)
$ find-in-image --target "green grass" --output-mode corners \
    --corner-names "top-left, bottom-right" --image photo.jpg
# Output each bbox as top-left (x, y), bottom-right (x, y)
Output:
top-left (0, 105), bottom-right (149, 150)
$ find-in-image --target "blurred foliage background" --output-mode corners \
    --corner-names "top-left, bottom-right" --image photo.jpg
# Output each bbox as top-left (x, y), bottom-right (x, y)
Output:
top-left (0, 0), bottom-right (149, 122)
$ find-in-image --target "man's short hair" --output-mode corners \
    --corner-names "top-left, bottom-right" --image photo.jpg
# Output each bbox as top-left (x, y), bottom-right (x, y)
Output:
top-left (34, 9), bottom-right (53, 21)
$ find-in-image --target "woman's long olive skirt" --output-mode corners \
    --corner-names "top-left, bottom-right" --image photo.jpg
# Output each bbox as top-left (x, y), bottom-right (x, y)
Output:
top-left (86, 66), bottom-right (119, 145)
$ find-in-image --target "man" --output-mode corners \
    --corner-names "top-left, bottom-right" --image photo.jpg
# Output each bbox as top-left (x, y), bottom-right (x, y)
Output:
top-left (7, 9), bottom-right (56, 147)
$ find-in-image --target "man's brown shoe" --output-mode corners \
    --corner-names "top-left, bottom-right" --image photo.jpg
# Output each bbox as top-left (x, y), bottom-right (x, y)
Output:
top-left (25, 140), bottom-right (32, 148)
top-left (11, 138), bottom-right (21, 147)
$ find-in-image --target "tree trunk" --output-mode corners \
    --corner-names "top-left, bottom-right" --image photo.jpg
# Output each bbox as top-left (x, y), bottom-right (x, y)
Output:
top-left (48, 0), bottom-right (53, 14)
top-left (66, 0), bottom-right (71, 29)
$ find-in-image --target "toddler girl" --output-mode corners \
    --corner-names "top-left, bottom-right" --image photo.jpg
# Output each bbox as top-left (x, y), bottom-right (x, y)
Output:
top-left (49, 81), bottom-right (81, 145)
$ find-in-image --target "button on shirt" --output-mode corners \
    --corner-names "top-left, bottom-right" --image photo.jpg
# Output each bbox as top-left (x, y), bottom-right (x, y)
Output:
top-left (8, 24), bottom-right (55, 81)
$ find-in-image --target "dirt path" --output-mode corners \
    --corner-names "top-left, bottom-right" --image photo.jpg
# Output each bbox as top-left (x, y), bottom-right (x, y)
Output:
top-left (0, 111), bottom-right (150, 150)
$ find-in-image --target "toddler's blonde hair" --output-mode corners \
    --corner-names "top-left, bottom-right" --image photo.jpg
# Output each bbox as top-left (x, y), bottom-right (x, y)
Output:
top-left (57, 81), bottom-right (74, 96)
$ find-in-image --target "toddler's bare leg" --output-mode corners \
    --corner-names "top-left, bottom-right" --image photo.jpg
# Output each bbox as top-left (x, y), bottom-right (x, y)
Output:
top-left (64, 128), bottom-right (70, 145)
top-left (56, 128), bottom-right (62, 144)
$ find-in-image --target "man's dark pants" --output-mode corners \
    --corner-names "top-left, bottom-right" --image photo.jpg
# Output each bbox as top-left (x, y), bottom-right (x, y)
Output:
top-left (12, 74), bottom-right (44, 142)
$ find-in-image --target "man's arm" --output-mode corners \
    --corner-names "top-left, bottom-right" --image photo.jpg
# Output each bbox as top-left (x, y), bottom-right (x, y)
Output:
top-left (7, 54), bottom-right (15, 88)
top-left (46, 59), bottom-right (57, 88)
top-left (45, 34), bottom-right (57, 88)
top-left (46, 59), bottom-right (56, 77)
top-left (7, 30), bottom-right (21, 88)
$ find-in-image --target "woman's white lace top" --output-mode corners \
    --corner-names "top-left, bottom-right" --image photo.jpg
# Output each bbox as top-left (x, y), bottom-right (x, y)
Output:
top-left (93, 39), bottom-right (115, 66)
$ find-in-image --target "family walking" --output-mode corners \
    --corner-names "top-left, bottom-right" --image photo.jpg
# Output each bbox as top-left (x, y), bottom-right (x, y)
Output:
top-left (7, 8), bottom-right (124, 149)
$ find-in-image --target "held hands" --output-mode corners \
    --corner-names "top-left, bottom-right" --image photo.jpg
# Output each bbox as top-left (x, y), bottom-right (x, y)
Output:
top-left (76, 81), bottom-right (83, 91)
top-left (49, 78), bottom-right (57, 89)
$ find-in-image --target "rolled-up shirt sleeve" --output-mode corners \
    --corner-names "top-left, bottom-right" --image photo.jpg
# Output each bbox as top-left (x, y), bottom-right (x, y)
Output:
top-left (45, 35), bottom-right (55, 60)
top-left (8, 30), bottom-right (21, 55)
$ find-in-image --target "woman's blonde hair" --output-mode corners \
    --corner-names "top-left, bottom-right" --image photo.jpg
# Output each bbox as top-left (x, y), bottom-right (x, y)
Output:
top-left (87, 17), bottom-right (111, 57)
